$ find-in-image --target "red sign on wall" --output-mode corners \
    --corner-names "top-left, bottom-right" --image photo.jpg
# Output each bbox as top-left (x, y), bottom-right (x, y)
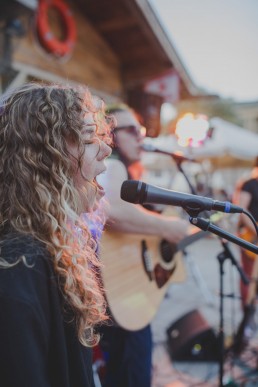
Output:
top-left (144, 69), bottom-right (180, 103)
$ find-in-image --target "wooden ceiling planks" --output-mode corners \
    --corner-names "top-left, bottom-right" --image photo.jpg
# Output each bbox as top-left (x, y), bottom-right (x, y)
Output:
top-left (75, 0), bottom-right (174, 88)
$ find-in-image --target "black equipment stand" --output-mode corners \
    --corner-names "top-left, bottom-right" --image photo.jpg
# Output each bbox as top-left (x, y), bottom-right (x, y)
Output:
top-left (216, 240), bottom-right (249, 386)
top-left (173, 158), bottom-right (217, 305)
top-left (189, 216), bottom-right (256, 387)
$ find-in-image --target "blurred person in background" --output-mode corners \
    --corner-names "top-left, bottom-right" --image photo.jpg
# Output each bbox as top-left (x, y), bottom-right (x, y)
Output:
top-left (0, 82), bottom-right (112, 387)
top-left (233, 156), bottom-right (258, 309)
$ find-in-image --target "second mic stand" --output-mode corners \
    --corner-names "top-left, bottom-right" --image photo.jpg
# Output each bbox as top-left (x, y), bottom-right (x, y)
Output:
top-left (173, 159), bottom-right (216, 305)
top-left (214, 240), bottom-right (249, 387)
top-left (174, 157), bottom-right (248, 289)
top-left (189, 216), bottom-right (251, 387)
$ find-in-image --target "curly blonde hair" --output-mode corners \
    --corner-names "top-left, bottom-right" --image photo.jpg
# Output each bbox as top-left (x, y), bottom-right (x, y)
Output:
top-left (0, 82), bottom-right (113, 346)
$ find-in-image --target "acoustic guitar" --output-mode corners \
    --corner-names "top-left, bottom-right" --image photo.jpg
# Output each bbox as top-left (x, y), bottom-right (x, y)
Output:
top-left (99, 225), bottom-right (209, 331)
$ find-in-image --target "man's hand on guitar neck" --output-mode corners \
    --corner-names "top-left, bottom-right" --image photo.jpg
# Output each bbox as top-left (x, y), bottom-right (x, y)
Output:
top-left (156, 215), bottom-right (190, 244)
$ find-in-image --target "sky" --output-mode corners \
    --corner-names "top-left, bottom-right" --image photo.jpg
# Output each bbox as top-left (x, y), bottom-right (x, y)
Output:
top-left (148, 0), bottom-right (258, 102)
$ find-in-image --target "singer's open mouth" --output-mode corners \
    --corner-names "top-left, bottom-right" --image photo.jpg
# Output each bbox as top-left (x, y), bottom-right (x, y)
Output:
top-left (93, 177), bottom-right (102, 190)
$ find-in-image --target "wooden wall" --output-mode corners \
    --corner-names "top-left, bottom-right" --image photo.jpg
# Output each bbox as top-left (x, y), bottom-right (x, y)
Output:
top-left (12, 1), bottom-right (123, 98)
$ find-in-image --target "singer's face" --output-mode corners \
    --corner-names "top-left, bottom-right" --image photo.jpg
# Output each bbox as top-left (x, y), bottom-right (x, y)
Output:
top-left (113, 110), bottom-right (145, 164)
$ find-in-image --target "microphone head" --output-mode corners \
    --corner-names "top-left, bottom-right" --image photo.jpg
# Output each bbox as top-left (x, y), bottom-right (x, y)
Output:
top-left (141, 143), bottom-right (196, 162)
top-left (120, 180), bottom-right (147, 204)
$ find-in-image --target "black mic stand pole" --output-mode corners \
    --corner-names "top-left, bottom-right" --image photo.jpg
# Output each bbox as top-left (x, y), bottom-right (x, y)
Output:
top-left (172, 158), bottom-right (197, 195)
top-left (215, 240), bottom-right (249, 387)
top-left (172, 157), bottom-right (252, 279)
top-left (189, 216), bottom-right (252, 387)
top-left (173, 157), bottom-right (250, 298)
top-left (174, 155), bottom-right (251, 287)
top-left (171, 158), bottom-right (218, 305)
top-left (173, 157), bottom-right (246, 301)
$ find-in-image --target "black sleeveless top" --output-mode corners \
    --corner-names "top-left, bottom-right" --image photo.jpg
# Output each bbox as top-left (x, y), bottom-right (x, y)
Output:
top-left (241, 178), bottom-right (258, 221)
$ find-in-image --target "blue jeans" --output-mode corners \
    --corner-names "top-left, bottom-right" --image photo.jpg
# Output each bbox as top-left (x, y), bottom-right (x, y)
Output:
top-left (99, 324), bottom-right (152, 387)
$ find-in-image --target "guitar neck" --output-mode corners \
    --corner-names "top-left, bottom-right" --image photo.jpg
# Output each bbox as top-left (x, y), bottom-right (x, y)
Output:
top-left (178, 228), bottom-right (208, 251)
top-left (178, 212), bottom-right (228, 251)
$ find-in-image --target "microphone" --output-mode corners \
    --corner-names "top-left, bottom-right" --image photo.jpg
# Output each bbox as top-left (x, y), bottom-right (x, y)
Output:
top-left (141, 143), bottom-right (196, 163)
top-left (120, 180), bottom-right (243, 216)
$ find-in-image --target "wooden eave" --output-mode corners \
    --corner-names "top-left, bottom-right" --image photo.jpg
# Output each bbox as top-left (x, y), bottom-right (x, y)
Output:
top-left (75, 0), bottom-right (199, 98)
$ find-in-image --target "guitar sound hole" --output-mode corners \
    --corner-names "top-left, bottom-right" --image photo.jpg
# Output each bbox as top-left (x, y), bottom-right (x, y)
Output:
top-left (160, 239), bottom-right (177, 263)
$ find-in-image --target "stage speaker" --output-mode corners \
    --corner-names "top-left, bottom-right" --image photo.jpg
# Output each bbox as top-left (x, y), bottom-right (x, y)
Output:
top-left (167, 309), bottom-right (219, 362)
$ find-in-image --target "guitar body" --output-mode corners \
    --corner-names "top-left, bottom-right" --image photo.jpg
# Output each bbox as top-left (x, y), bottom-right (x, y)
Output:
top-left (238, 225), bottom-right (258, 260)
top-left (100, 226), bottom-right (206, 331)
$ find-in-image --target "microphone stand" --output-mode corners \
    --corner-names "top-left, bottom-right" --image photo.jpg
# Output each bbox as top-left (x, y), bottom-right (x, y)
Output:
top-left (171, 155), bottom-right (250, 283)
top-left (171, 156), bottom-right (250, 387)
top-left (189, 216), bottom-right (252, 387)
top-left (170, 157), bottom-right (218, 305)
top-left (189, 217), bottom-right (258, 256)
top-left (173, 158), bottom-right (197, 195)
top-left (144, 149), bottom-right (252, 384)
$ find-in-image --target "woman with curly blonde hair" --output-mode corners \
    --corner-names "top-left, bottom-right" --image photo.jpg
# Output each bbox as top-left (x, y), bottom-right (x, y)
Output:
top-left (0, 82), bottom-right (112, 386)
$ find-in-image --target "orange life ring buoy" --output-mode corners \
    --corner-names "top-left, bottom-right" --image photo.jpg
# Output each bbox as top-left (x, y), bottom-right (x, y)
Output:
top-left (36, 0), bottom-right (76, 57)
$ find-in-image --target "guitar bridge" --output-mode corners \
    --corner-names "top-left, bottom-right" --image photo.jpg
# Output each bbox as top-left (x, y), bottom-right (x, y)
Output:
top-left (141, 240), bottom-right (154, 281)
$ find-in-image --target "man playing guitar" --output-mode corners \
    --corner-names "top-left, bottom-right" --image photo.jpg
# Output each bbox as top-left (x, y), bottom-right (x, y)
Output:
top-left (97, 104), bottom-right (189, 387)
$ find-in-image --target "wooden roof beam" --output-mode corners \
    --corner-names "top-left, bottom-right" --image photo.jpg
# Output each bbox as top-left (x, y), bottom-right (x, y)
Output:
top-left (95, 17), bottom-right (136, 32)
top-left (122, 63), bottom-right (172, 87)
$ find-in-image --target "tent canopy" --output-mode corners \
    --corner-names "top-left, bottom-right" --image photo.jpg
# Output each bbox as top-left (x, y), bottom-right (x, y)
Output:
top-left (144, 117), bottom-right (258, 168)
